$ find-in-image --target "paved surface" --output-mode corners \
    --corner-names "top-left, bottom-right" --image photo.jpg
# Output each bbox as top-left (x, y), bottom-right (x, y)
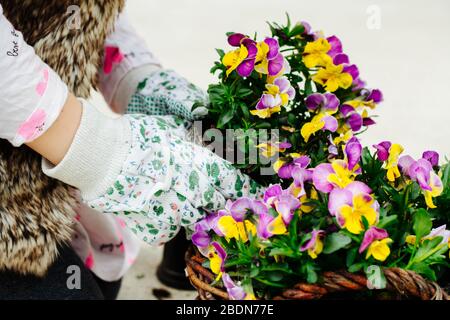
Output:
top-left (89, 0), bottom-right (450, 300)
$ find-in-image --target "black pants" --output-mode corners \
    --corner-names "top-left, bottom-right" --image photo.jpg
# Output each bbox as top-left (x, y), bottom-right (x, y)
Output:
top-left (0, 245), bottom-right (122, 300)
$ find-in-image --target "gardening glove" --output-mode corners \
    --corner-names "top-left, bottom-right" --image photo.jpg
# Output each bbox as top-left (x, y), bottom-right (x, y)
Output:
top-left (98, 10), bottom-right (209, 120)
top-left (126, 69), bottom-right (209, 120)
top-left (0, 5), bottom-right (68, 146)
top-left (43, 102), bottom-right (262, 245)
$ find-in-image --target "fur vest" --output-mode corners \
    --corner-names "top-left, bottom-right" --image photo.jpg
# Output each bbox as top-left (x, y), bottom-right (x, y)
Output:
top-left (0, 0), bottom-right (125, 276)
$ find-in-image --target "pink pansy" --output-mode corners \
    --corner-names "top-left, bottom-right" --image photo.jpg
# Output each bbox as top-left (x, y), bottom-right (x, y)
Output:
top-left (229, 197), bottom-right (268, 221)
top-left (359, 227), bottom-right (389, 253)
top-left (222, 273), bottom-right (247, 300)
top-left (427, 225), bottom-right (450, 246)
top-left (103, 46), bottom-right (124, 74)
top-left (17, 109), bottom-right (47, 142)
top-left (191, 222), bottom-right (211, 249)
top-left (300, 229), bottom-right (325, 259)
top-left (264, 184), bottom-right (301, 225)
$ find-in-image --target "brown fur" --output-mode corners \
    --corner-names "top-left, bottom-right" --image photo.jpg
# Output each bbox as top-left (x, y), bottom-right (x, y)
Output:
top-left (0, 0), bottom-right (125, 276)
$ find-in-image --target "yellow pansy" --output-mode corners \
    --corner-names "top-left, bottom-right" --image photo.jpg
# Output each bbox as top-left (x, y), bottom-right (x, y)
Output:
top-left (267, 214), bottom-right (287, 235)
top-left (302, 38), bottom-right (332, 68)
top-left (385, 143), bottom-right (404, 182)
top-left (340, 194), bottom-right (378, 234)
top-left (217, 216), bottom-right (256, 242)
top-left (366, 238), bottom-right (393, 261)
top-left (300, 188), bottom-right (319, 213)
top-left (327, 160), bottom-right (355, 189)
top-left (312, 63), bottom-right (353, 92)
top-left (423, 172), bottom-right (444, 209)
top-left (301, 114), bottom-right (326, 142)
top-left (222, 45), bottom-right (249, 76)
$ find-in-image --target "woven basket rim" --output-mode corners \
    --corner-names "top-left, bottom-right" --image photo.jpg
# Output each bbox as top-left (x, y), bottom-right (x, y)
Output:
top-left (185, 246), bottom-right (449, 300)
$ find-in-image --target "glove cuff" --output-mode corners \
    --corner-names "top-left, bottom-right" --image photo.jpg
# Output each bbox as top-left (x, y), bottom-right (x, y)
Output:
top-left (42, 99), bottom-right (131, 201)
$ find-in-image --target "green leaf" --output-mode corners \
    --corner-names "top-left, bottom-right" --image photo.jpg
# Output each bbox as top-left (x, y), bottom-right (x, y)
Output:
top-left (305, 263), bottom-right (318, 283)
top-left (413, 237), bottom-right (445, 263)
top-left (377, 215), bottom-right (398, 229)
top-left (215, 48), bottom-right (225, 59)
top-left (412, 209), bottom-right (432, 244)
top-left (408, 262), bottom-right (437, 281)
top-left (217, 109), bottom-right (234, 128)
top-left (323, 232), bottom-right (352, 254)
top-left (346, 247), bottom-right (358, 267)
top-left (348, 262), bottom-right (365, 273)
top-left (288, 23), bottom-right (305, 37)
top-left (267, 271), bottom-right (284, 282)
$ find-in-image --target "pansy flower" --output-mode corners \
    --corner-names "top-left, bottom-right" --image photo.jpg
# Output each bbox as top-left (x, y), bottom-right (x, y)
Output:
top-left (398, 155), bottom-right (443, 208)
top-left (222, 273), bottom-right (247, 300)
top-left (266, 76), bottom-right (296, 106)
top-left (251, 76), bottom-right (296, 119)
top-left (328, 182), bottom-right (380, 234)
top-left (312, 138), bottom-right (362, 193)
top-left (302, 38), bottom-right (332, 68)
top-left (373, 142), bottom-right (404, 182)
top-left (325, 36), bottom-right (361, 86)
top-left (301, 93), bottom-right (340, 142)
top-left (312, 62), bottom-right (353, 92)
top-left (216, 205), bottom-right (257, 243)
top-left (313, 160), bottom-right (356, 193)
top-left (340, 89), bottom-right (382, 131)
top-left (250, 93), bottom-right (282, 119)
top-left (300, 229), bottom-right (325, 259)
top-left (359, 227), bottom-right (392, 261)
top-left (264, 184), bottom-right (301, 226)
top-left (223, 33), bottom-right (258, 77)
top-left (359, 227), bottom-right (393, 262)
top-left (274, 155), bottom-right (313, 197)
top-left (254, 37), bottom-right (285, 76)
top-left (406, 225), bottom-right (450, 253)
top-left (208, 241), bottom-right (227, 280)
top-left (422, 150), bottom-right (439, 167)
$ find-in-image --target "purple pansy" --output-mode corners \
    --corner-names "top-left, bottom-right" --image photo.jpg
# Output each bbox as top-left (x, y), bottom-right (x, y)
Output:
top-left (264, 184), bottom-right (301, 225)
top-left (373, 141), bottom-right (392, 162)
top-left (422, 150), bottom-right (439, 167)
top-left (222, 273), bottom-right (247, 300)
top-left (345, 137), bottom-right (362, 171)
top-left (359, 227), bottom-right (389, 253)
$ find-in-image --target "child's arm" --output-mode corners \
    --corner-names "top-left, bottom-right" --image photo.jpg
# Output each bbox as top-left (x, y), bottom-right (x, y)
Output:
top-left (27, 94), bottom-right (82, 165)
top-left (38, 100), bottom-right (262, 245)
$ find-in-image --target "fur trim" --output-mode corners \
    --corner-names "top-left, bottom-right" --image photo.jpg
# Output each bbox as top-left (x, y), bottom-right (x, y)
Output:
top-left (0, 0), bottom-right (124, 276)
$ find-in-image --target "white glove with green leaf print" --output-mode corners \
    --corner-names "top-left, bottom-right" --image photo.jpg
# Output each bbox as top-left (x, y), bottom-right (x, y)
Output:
top-left (127, 69), bottom-right (209, 121)
top-left (43, 102), bottom-right (261, 245)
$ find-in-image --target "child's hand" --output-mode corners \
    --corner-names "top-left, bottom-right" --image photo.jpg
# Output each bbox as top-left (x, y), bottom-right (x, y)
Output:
top-left (127, 69), bottom-right (209, 121)
top-left (43, 102), bottom-right (262, 245)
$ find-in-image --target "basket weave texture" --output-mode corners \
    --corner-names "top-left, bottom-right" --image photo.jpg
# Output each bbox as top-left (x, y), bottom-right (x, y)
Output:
top-left (185, 246), bottom-right (449, 300)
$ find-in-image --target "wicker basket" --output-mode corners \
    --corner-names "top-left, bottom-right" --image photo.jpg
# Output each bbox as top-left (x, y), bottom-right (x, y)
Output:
top-left (185, 246), bottom-right (449, 300)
